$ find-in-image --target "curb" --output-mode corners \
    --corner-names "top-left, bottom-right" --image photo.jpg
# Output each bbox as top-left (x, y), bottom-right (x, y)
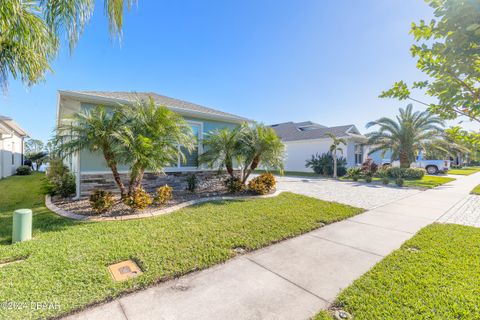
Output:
top-left (45, 190), bottom-right (283, 222)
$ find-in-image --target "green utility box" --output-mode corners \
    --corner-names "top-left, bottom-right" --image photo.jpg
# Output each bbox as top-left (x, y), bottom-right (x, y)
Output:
top-left (12, 209), bottom-right (32, 244)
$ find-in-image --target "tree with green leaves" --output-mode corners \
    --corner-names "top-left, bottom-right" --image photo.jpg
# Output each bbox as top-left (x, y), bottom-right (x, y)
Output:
top-left (25, 138), bottom-right (47, 171)
top-left (199, 126), bottom-right (241, 178)
top-left (115, 97), bottom-right (194, 195)
top-left (237, 123), bottom-right (285, 184)
top-left (366, 104), bottom-right (445, 168)
top-left (380, 0), bottom-right (480, 124)
top-left (326, 133), bottom-right (346, 178)
top-left (0, 0), bottom-right (135, 91)
top-left (55, 106), bottom-right (128, 198)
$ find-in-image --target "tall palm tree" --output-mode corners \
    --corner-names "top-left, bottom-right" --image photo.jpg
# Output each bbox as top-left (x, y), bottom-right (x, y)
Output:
top-left (198, 126), bottom-right (241, 178)
top-left (326, 133), bottom-right (346, 178)
top-left (366, 104), bottom-right (445, 168)
top-left (237, 123), bottom-right (285, 184)
top-left (115, 97), bottom-right (194, 195)
top-left (1, 0), bottom-right (134, 91)
top-left (55, 106), bottom-right (128, 198)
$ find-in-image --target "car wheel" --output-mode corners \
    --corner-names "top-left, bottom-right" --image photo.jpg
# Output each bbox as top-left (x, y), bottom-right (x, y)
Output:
top-left (426, 165), bottom-right (438, 175)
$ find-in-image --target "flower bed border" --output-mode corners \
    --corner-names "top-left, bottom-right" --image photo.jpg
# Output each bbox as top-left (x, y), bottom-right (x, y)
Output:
top-left (45, 190), bottom-right (283, 222)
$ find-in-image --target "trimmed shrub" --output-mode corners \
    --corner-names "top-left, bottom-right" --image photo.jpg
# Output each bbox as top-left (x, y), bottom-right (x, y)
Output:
top-left (248, 173), bottom-right (276, 195)
top-left (346, 167), bottom-right (362, 181)
top-left (376, 168), bottom-right (390, 185)
top-left (124, 188), bottom-right (153, 210)
top-left (404, 168), bottom-right (426, 179)
top-left (186, 174), bottom-right (198, 192)
top-left (365, 176), bottom-right (373, 183)
top-left (384, 167), bottom-right (425, 180)
top-left (395, 177), bottom-right (404, 187)
top-left (156, 185), bottom-right (173, 204)
top-left (386, 167), bottom-right (406, 179)
top-left (225, 176), bottom-right (244, 193)
top-left (89, 190), bottom-right (115, 214)
top-left (16, 165), bottom-right (32, 175)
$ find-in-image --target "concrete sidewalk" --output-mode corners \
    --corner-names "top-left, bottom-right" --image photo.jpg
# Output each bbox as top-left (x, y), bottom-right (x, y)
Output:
top-left (66, 173), bottom-right (480, 320)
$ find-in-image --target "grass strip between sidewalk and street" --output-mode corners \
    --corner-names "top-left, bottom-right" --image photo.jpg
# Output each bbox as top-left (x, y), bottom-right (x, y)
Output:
top-left (314, 223), bottom-right (480, 319)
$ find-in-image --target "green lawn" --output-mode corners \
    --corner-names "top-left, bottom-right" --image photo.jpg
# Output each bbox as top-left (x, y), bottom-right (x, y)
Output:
top-left (0, 173), bottom-right (363, 319)
top-left (342, 175), bottom-right (455, 189)
top-left (403, 175), bottom-right (455, 188)
top-left (471, 184), bottom-right (480, 195)
top-left (448, 167), bottom-right (480, 175)
top-left (315, 224), bottom-right (480, 319)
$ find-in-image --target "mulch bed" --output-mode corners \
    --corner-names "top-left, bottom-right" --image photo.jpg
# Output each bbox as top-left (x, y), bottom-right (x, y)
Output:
top-left (52, 189), bottom-right (268, 218)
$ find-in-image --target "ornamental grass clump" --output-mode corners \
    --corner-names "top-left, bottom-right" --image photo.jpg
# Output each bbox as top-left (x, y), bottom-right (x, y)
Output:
top-left (156, 185), bottom-right (173, 204)
top-left (89, 189), bottom-right (115, 214)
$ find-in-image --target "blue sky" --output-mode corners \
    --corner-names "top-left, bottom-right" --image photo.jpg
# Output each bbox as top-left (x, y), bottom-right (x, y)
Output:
top-left (1, 0), bottom-right (477, 142)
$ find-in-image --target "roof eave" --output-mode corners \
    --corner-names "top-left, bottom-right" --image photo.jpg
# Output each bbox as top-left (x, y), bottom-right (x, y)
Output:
top-left (58, 90), bottom-right (252, 124)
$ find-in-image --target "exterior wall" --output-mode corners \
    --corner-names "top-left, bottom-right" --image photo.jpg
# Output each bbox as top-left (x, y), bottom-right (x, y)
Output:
top-left (283, 139), bottom-right (335, 172)
top-left (79, 170), bottom-right (232, 198)
top-left (57, 96), bottom-right (244, 196)
top-left (0, 133), bottom-right (24, 178)
top-left (283, 138), bottom-right (364, 172)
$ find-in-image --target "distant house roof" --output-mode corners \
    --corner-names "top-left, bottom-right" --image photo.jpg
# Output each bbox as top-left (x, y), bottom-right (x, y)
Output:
top-left (270, 121), bottom-right (365, 142)
top-left (58, 90), bottom-right (251, 123)
top-left (0, 115), bottom-right (28, 137)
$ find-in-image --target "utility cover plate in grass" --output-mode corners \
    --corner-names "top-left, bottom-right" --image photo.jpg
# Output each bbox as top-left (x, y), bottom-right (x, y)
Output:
top-left (108, 260), bottom-right (142, 281)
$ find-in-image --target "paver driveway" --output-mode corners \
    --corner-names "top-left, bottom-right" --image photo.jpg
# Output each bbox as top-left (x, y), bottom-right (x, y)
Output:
top-left (275, 176), bottom-right (421, 209)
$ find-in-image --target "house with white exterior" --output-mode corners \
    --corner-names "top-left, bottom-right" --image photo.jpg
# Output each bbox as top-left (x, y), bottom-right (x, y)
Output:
top-left (56, 90), bottom-right (251, 198)
top-left (270, 121), bottom-right (368, 172)
top-left (0, 115), bottom-right (28, 178)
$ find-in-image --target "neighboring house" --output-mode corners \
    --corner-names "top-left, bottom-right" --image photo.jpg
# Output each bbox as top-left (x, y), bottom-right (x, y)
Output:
top-left (0, 115), bottom-right (28, 178)
top-left (56, 90), bottom-right (250, 198)
top-left (270, 121), bottom-right (368, 172)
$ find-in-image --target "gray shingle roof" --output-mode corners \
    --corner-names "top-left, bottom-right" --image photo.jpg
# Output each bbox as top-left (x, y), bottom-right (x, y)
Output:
top-left (61, 91), bottom-right (250, 123)
top-left (270, 121), bottom-right (360, 142)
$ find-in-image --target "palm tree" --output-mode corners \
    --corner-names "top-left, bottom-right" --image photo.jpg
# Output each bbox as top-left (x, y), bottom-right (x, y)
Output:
top-left (198, 126), bottom-right (241, 178)
top-left (55, 106), bottom-right (128, 198)
top-left (115, 97), bottom-right (194, 195)
top-left (326, 133), bottom-right (346, 178)
top-left (1, 0), bottom-right (133, 91)
top-left (237, 123), bottom-right (285, 184)
top-left (366, 104), bottom-right (445, 168)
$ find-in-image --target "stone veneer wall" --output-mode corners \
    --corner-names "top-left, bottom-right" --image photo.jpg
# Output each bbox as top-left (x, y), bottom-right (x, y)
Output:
top-left (80, 171), bottom-right (234, 197)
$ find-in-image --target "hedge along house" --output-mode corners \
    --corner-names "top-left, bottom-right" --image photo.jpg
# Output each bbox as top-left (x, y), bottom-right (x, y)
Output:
top-left (56, 91), bottom-right (251, 198)
top-left (270, 121), bottom-right (368, 172)
top-left (0, 115), bottom-right (28, 179)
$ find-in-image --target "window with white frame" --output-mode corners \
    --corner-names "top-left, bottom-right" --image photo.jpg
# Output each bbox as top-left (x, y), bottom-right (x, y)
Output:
top-left (354, 144), bottom-right (363, 165)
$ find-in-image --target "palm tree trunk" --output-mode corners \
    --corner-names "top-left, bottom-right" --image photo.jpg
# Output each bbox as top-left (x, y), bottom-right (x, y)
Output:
top-left (399, 150), bottom-right (410, 168)
top-left (242, 156), bottom-right (260, 184)
top-left (103, 151), bottom-right (127, 198)
top-left (134, 168), bottom-right (145, 191)
top-left (333, 151), bottom-right (337, 178)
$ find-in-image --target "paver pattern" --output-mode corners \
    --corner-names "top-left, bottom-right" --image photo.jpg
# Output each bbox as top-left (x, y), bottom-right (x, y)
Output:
top-left (438, 195), bottom-right (480, 227)
top-left (275, 176), bottom-right (420, 209)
